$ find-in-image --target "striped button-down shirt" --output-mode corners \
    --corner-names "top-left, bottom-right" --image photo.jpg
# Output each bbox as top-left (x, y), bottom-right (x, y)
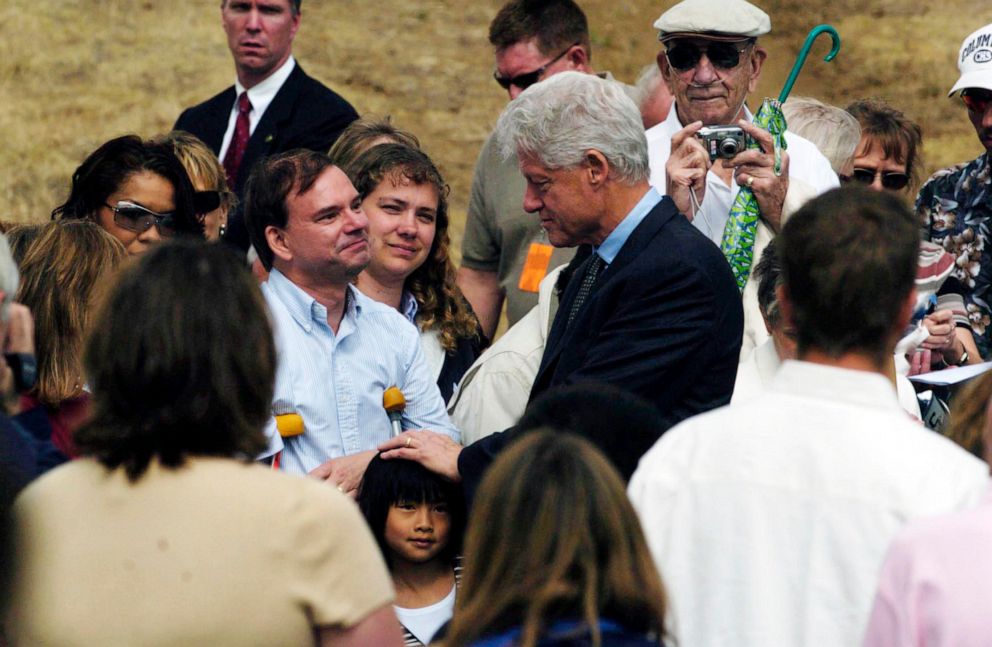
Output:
top-left (261, 269), bottom-right (459, 474)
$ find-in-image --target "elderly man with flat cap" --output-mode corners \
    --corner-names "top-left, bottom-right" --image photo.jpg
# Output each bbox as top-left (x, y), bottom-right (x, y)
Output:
top-left (648, 0), bottom-right (838, 245)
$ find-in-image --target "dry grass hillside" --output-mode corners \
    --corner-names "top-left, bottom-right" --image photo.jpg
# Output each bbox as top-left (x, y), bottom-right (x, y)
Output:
top-left (3, 0), bottom-right (992, 252)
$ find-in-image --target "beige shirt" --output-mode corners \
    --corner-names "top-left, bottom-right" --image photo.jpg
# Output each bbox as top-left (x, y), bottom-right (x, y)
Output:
top-left (8, 457), bottom-right (394, 646)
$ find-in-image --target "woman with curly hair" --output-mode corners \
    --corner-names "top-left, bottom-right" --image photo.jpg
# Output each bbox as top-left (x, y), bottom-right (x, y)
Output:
top-left (345, 144), bottom-right (483, 402)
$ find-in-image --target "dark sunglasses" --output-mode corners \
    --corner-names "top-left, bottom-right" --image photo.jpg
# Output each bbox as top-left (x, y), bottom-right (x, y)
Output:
top-left (105, 201), bottom-right (177, 237)
top-left (961, 88), bottom-right (992, 113)
top-left (493, 42), bottom-right (578, 91)
top-left (664, 40), bottom-right (753, 72)
top-left (193, 190), bottom-right (224, 215)
top-left (840, 168), bottom-right (910, 191)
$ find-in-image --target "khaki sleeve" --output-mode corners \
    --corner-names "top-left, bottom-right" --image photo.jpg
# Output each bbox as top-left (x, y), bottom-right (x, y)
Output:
top-left (290, 483), bottom-right (394, 629)
top-left (461, 136), bottom-right (501, 271)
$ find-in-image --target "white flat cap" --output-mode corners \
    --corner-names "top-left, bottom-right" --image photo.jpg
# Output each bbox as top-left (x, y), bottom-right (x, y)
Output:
top-left (654, 0), bottom-right (771, 40)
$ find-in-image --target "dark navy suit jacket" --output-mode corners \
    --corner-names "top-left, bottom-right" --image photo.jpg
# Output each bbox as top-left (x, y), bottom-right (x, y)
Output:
top-left (174, 63), bottom-right (358, 250)
top-left (458, 195), bottom-right (743, 496)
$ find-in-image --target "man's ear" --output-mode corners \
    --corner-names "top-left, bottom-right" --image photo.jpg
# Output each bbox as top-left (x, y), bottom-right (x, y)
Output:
top-left (265, 225), bottom-right (293, 264)
top-left (747, 45), bottom-right (768, 94)
top-left (775, 283), bottom-right (796, 332)
top-left (585, 150), bottom-right (610, 188)
top-left (568, 44), bottom-right (591, 73)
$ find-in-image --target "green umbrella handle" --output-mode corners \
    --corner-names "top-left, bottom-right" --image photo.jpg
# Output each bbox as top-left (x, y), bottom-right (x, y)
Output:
top-left (778, 25), bottom-right (841, 103)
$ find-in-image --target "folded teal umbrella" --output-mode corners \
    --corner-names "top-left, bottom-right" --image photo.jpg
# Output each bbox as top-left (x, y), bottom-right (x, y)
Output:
top-left (720, 25), bottom-right (842, 291)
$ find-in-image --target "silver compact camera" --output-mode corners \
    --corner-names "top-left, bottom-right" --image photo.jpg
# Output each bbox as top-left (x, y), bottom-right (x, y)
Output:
top-left (696, 125), bottom-right (748, 161)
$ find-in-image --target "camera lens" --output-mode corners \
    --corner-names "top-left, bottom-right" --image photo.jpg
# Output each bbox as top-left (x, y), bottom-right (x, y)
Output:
top-left (719, 138), bottom-right (741, 157)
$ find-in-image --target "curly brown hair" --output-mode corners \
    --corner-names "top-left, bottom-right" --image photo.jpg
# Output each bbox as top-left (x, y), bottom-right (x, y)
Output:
top-left (345, 144), bottom-right (480, 352)
top-left (945, 372), bottom-right (992, 460)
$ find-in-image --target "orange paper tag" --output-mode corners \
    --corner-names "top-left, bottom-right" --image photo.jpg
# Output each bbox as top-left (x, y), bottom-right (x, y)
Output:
top-left (518, 242), bottom-right (554, 293)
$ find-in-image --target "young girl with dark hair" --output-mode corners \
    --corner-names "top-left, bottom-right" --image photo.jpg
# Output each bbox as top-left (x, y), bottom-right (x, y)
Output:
top-left (358, 454), bottom-right (466, 646)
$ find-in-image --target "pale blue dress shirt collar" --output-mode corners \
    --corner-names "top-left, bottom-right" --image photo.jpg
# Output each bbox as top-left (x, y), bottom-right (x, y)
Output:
top-left (594, 187), bottom-right (662, 265)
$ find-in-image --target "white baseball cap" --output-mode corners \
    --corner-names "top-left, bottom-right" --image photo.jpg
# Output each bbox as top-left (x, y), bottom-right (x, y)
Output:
top-left (949, 23), bottom-right (992, 96)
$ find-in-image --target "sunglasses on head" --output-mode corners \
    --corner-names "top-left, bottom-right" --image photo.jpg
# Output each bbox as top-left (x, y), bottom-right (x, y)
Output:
top-left (961, 88), bottom-right (992, 113)
top-left (105, 201), bottom-right (177, 237)
top-left (664, 39), bottom-right (753, 72)
top-left (493, 42), bottom-right (579, 91)
top-left (193, 190), bottom-right (224, 215)
top-left (840, 168), bottom-right (910, 191)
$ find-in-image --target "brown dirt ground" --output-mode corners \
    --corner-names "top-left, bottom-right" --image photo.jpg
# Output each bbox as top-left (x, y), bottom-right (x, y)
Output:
top-left (4, 0), bottom-right (992, 257)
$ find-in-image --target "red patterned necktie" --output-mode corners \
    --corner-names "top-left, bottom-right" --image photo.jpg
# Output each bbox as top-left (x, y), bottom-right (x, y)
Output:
top-left (222, 92), bottom-right (252, 187)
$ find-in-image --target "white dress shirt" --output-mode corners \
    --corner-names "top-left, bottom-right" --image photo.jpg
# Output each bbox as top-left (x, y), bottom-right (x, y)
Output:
top-left (260, 269), bottom-right (459, 474)
top-left (629, 360), bottom-right (989, 647)
top-left (646, 105), bottom-right (839, 245)
top-left (218, 56), bottom-right (297, 162)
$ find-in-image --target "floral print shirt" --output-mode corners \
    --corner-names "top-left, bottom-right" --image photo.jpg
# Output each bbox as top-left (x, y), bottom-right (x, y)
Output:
top-left (917, 152), bottom-right (992, 357)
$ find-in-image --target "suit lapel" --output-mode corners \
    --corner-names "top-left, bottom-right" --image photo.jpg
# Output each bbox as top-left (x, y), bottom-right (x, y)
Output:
top-left (200, 87), bottom-right (237, 152)
top-left (236, 64), bottom-right (306, 191)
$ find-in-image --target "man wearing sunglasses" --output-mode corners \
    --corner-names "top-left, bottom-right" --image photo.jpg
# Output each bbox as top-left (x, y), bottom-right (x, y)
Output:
top-left (918, 22), bottom-right (992, 360)
top-left (459, 0), bottom-right (645, 340)
top-left (645, 0), bottom-right (837, 247)
top-left (175, 0), bottom-right (358, 253)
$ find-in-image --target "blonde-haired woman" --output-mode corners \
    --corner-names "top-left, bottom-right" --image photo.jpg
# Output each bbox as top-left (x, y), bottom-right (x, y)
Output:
top-left (16, 220), bottom-right (126, 458)
top-left (442, 431), bottom-right (668, 647)
top-left (156, 130), bottom-right (235, 241)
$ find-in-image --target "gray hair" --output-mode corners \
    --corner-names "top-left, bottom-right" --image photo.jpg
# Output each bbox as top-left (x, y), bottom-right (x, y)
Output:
top-left (495, 71), bottom-right (650, 185)
top-left (0, 235), bottom-right (19, 322)
top-left (782, 97), bottom-right (861, 175)
top-left (633, 63), bottom-right (662, 109)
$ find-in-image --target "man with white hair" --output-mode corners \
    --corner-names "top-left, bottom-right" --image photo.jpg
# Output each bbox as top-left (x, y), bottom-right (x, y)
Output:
top-left (649, 0), bottom-right (838, 243)
top-left (381, 71), bottom-right (742, 496)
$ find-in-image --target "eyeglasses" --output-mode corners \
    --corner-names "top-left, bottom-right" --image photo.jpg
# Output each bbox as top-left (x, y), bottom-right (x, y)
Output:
top-left (840, 168), bottom-right (910, 191)
top-left (961, 88), bottom-right (992, 113)
top-left (664, 40), bottom-right (753, 72)
top-left (193, 190), bottom-right (227, 215)
top-left (105, 201), bottom-right (177, 237)
top-left (493, 42), bottom-right (579, 91)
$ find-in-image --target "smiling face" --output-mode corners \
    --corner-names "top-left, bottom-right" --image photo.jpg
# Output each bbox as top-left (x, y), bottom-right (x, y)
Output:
top-left (384, 499), bottom-right (451, 566)
top-left (659, 37), bottom-right (765, 126)
top-left (362, 174), bottom-right (439, 286)
top-left (519, 153), bottom-right (606, 247)
top-left (96, 170), bottom-right (175, 256)
top-left (222, 0), bottom-right (300, 88)
top-left (269, 166), bottom-right (370, 285)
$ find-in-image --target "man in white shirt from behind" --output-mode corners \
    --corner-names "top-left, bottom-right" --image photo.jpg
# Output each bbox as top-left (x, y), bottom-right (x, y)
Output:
top-left (629, 186), bottom-right (989, 647)
top-left (647, 0), bottom-right (837, 245)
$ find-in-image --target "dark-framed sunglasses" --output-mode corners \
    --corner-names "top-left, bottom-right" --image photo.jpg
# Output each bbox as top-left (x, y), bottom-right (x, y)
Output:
top-left (193, 190), bottom-right (225, 215)
top-left (664, 39), bottom-right (753, 72)
top-left (105, 201), bottom-right (177, 237)
top-left (493, 42), bottom-right (579, 91)
top-left (961, 87), bottom-right (992, 113)
top-left (840, 167), bottom-right (910, 191)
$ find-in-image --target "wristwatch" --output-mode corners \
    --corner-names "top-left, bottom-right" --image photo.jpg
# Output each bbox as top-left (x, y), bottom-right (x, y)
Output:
top-left (953, 350), bottom-right (970, 366)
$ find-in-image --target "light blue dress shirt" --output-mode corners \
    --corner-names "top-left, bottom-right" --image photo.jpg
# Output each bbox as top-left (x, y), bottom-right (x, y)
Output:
top-left (594, 187), bottom-right (662, 265)
top-left (261, 269), bottom-right (459, 474)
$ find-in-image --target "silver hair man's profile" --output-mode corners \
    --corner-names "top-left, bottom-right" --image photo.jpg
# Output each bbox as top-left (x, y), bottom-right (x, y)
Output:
top-left (494, 71), bottom-right (650, 184)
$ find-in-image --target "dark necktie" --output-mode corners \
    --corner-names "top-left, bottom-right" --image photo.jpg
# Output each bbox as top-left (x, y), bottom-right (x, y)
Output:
top-left (567, 253), bottom-right (604, 329)
top-left (222, 92), bottom-right (252, 188)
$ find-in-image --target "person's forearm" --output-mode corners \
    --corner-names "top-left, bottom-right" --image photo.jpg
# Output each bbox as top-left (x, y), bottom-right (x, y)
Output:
top-left (456, 266), bottom-right (504, 340)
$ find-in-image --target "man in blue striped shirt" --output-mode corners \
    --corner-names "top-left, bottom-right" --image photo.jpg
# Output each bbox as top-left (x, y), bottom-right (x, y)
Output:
top-left (244, 150), bottom-right (459, 494)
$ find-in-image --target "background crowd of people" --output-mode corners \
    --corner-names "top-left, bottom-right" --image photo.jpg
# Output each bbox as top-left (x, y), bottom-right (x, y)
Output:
top-left (3, 0), bottom-right (992, 645)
